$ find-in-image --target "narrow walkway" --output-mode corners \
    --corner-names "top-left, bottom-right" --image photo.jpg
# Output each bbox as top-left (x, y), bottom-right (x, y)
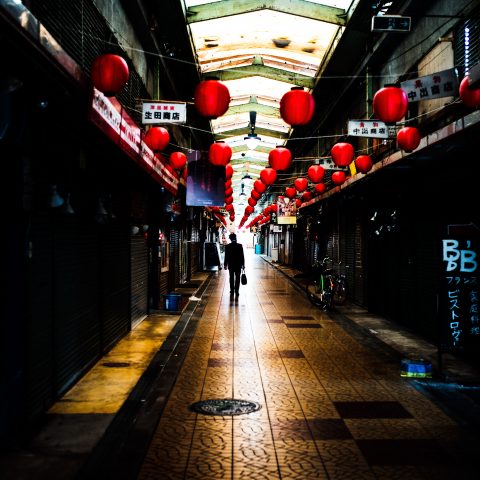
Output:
top-left (2, 252), bottom-right (480, 479)
top-left (136, 253), bottom-right (479, 479)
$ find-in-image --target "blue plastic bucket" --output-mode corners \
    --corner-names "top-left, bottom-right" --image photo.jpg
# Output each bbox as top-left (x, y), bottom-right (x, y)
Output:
top-left (255, 244), bottom-right (264, 254)
top-left (163, 293), bottom-right (182, 311)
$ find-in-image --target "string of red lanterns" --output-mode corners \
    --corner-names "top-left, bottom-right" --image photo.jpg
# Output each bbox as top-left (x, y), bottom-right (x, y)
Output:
top-left (396, 127), bottom-right (421, 152)
top-left (331, 142), bottom-right (354, 167)
top-left (373, 84), bottom-right (408, 125)
top-left (209, 141), bottom-right (232, 166)
top-left (459, 76), bottom-right (480, 108)
top-left (144, 126), bottom-right (170, 152)
top-left (269, 147), bottom-right (292, 171)
top-left (355, 155), bottom-right (373, 174)
top-left (194, 78), bottom-right (230, 119)
top-left (91, 54), bottom-right (129, 97)
top-left (169, 151), bottom-right (187, 170)
top-left (280, 87), bottom-right (315, 126)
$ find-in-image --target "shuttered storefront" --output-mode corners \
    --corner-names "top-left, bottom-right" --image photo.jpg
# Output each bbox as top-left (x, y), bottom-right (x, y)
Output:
top-left (52, 217), bottom-right (101, 394)
top-left (26, 214), bottom-right (131, 418)
top-left (130, 234), bottom-right (148, 327)
top-left (99, 223), bottom-right (130, 350)
top-left (26, 213), bottom-right (55, 423)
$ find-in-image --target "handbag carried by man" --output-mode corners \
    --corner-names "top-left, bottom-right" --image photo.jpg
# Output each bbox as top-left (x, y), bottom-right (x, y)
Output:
top-left (241, 267), bottom-right (247, 285)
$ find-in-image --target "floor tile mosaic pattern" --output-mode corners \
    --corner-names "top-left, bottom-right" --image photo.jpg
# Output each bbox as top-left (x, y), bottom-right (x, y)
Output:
top-left (137, 255), bottom-right (476, 479)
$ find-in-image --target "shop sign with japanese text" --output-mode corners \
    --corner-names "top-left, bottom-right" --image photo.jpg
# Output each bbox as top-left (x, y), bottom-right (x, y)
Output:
top-left (440, 235), bottom-right (479, 351)
top-left (90, 88), bottom-right (179, 194)
top-left (401, 68), bottom-right (458, 103)
top-left (348, 120), bottom-right (395, 138)
top-left (142, 101), bottom-right (187, 124)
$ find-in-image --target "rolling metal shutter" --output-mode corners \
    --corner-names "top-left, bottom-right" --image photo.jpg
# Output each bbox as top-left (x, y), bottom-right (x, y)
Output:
top-left (53, 216), bottom-right (100, 395)
top-left (130, 234), bottom-right (149, 327)
top-left (100, 223), bottom-right (130, 350)
top-left (170, 228), bottom-right (181, 289)
top-left (26, 213), bottom-right (54, 422)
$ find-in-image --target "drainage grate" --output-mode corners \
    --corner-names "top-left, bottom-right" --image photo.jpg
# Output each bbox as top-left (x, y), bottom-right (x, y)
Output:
top-left (102, 362), bottom-right (131, 368)
top-left (190, 399), bottom-right (261, 416)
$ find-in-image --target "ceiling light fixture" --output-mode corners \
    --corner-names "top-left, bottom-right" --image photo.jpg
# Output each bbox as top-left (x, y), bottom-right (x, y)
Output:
top-left (242, 173), bottom-right (253, 187)
top-left (244, 111), bottom-right (261, 150)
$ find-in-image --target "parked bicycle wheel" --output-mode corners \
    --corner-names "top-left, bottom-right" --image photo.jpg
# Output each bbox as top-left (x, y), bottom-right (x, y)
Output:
top-left (332, 276), bottom-right (348, 305)
top-left (306, 278), bottom-right (332, 309)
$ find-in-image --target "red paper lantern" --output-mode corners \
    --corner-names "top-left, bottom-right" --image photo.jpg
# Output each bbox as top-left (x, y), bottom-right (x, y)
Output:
top-left (225, 179), bottom-right (232, 189)
top-left (91, 54), bottom-right (129, 97)
top-left (263, 206), bottom-right (271, 215)
top-left (331, 142), bottom-right (354, 167)
top-left (315, 183), bottom-right (326, 195)
top-left (194, 79), bottom-right (230, 119)
top-left (285, 187), bottom-right (296, 199)
top-left (307, 165), bottom-right (325, 183)
top-left (225, 203), bottom-right (234, 212)
top-left (245, 205), bottom-right (254, 215)
top-left (280, 87), bottom-right (315, 126)
top-left (260, 168), bottom-right (277, 186)
top-left (294, 177), bottom-right (308, 192)
top-left (229, 214), bottom-right (235, 221)
top-left (225, 196), bottom-right (233, 205)
top-left (224, 187), bottom-right (233, 198)
top-left (301, 191), bottom-right (313, 202)
top-left (459, 76), bottom-right (480, 107)
top-left (331, 171), bottom-right (346, 186)
top-left (268, 147), bottom-right (292, 170)
top-left (209, 141), bottom-right (232, 166)
top-left (251, 190), bottom-right (261, 200)
top-left (270, 204), bottom-right (278, 213)
top-left (253, 179), bottom-right (267, 194)
top-left (295, 198), bottom-right (302, 208)
top-left (144, 127), bottom-right (170, 152)
top-left (225, 164), bottom-right (233, 179)
top-left (373, 84), bottom-right (408, 124)
top-left (248, 197), bottom-right (257, 207)
top-left (355, 155), bottom-right (373, 174)
top-left (169, 151), bottom-right (187, 170)
top-left (396, 127), bottom-right (421, 152)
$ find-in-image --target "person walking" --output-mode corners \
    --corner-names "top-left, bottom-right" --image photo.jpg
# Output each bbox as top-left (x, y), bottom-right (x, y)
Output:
top-left (223, 233), bottom-right (245, 297)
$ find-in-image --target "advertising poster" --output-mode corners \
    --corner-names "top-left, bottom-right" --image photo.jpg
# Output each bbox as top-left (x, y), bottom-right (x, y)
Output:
top-left (186, 150), bottom-right (226, 207)
top-left (277, 195), bottom-right (297, 225)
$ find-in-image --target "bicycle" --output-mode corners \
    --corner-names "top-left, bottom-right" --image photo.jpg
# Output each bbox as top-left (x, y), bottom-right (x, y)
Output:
top-left (305, 257), bottom-right (348, 309)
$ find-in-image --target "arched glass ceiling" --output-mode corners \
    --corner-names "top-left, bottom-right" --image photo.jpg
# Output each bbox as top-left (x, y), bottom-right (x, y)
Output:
top-left (184, 0), bottom-right (356, 206)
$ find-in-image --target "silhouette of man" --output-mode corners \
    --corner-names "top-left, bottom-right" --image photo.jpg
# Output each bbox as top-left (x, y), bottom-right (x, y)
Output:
top-left (223, 233), bottom-right (245, 296)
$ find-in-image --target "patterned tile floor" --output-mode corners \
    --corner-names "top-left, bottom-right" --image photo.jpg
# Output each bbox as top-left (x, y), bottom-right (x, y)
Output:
top-left (2, 253), bottom-right (480, 480)
top-left (137, 254), bottom-right (480, 480)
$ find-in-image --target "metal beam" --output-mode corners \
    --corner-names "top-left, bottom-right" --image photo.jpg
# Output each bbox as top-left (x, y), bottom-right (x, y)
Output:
top-left (205, 64), bottom-right (314, 88)
top-left (186, 0), bottom-right (346, 26)
top-left (215, 126), bottom-right (288, 140)
top-left (226, 96), bottom-right (280, 117)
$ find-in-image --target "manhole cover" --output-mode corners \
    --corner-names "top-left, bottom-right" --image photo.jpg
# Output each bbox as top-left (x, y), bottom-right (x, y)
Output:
top-left (190, 399), bottom-right (261, 416)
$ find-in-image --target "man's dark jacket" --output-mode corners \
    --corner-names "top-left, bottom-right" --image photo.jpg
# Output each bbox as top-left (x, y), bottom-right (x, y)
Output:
top-left (224, 241), bottom-right (245, 271)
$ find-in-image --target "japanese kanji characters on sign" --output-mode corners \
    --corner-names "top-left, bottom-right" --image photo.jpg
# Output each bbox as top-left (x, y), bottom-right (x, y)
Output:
top-left (400, 68), bottom-right (459, 103)
top-left (142, 101), bottom-right (187, 124)
top-left (348, 120), bottom-right (396, 139)
top-left (440, 237), bottom-right (479, 350)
